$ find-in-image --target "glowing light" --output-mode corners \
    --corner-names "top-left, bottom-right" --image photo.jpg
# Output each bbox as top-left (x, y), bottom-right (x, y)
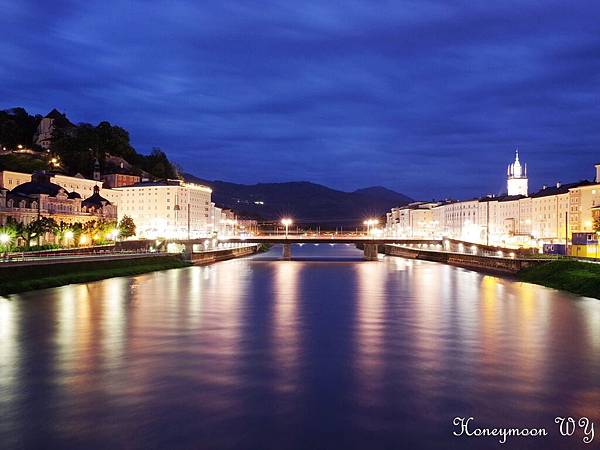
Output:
top-left (79, 234), bottom-right (88, 245)
top-left (64, 230), bottom-right (74, 240)
top-left (281, 218), bottom-right (293, 237)
top-left (166, 242), bottom-right (182, 253)
top-left (0, 233), bottom-right (10, 245)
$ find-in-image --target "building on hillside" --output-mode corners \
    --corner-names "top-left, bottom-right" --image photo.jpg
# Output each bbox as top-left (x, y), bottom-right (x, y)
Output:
top-left (33, 109), bottom-right (73, 149)
top-left (385, 152), bottom-right (600, 250)
top-left (114, 179), bottom-right (212, 239)
top-left (103, 173), bottom-right (141, 188)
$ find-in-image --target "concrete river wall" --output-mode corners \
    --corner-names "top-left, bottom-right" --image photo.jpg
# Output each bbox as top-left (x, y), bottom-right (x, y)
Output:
top-left (187, 244), bottom-right (260, 264)
top-left (383, 244), bottom-right (549, 275)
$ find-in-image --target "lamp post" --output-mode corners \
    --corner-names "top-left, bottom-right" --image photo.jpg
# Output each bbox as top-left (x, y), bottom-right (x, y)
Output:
top-left (0, 232), bottom-right (11, 260)
top-left (281, 218), bottom-right (292, 238)
top-left (64, 230), bottom-right (74, 248)
top-left (363, 218), bottom-right (378, 236)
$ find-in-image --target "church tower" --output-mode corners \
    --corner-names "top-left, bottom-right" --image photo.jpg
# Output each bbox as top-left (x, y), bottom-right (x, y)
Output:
top-left (507, 149), bottom-right (528, 196)
top-left (93, 157), bottom-right (101, 181)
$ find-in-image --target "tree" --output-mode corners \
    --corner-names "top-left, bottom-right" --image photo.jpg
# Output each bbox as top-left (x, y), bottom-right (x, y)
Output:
top-left (23, 217), bottom-right (58, 248)
top-left (119, 215), bottom-right (136, 239)
top-left (0, 107), bottom-right (40, 150)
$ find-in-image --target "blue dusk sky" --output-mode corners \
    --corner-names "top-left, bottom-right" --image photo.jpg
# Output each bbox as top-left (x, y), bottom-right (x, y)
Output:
top-left (1, 0), bottom-right (599, 199)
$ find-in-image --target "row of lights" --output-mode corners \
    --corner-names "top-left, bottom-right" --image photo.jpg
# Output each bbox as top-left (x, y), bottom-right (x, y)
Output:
top-left (278, 217), bottom-right (381, 237)
top-left (0, 228), bottom-right (120, 248)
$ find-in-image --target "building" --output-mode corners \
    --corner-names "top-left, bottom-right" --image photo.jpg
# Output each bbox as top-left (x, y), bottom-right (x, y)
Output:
top-left (0, 170), bottom-right (32, 190)
top-left (0, 172), bottom-right (117, 227)
top-left (385, 152), bottom-right (600, 250)
top-left (33, 109), bottom-right (73, 149)
top-left (102, 173), bottom-right (141, 188)
top-left (0, 170), bottom-right (121, 205)
top-left (114, 179), bottom-right (212, 239)
top-left (507, 149), bottom-right (528, 196)
top-left (385, 202), bottom-right (439, 238)
top-left (81, 185), bottom-right (117, 220)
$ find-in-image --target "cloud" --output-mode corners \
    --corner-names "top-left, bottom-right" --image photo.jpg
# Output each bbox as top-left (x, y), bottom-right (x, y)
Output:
top-left (1, 0), bottom-right (599, 199)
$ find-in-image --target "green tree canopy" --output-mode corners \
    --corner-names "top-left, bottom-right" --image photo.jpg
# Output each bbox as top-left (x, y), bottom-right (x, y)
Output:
top-left (118, 215), bottom-right (137, 238)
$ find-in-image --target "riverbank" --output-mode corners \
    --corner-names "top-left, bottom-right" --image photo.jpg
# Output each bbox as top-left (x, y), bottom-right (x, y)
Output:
top-left (517, 260), bottom-right (600, 299)
top-left (187, 244), bottom-right (260, 264)
top-left (0, 255), bottom-right (191, 296)
top-left (382, 244), bottom-right (547, 275)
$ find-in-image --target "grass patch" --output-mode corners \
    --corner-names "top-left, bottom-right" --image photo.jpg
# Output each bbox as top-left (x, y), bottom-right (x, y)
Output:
top-left (0, 153), bottom-right (48, 173)
top-left (0, 256), bottom-right (191, 296)
top-left (517, 260), bottom-right (600, 299)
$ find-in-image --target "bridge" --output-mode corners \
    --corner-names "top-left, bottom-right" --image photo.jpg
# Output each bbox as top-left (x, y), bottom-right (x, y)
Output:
top-left (170, 235), bottom-right (443, 261)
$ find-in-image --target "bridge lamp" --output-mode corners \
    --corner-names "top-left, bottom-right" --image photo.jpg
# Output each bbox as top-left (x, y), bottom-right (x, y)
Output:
top-left (364, 218), bottom-right (379, 235)
top-left (281, 218), bottom-right (293, 237)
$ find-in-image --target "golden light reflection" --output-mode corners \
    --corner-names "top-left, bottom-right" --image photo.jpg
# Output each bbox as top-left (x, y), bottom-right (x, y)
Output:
top-left (0, 298), bottom-right (18, 389)
top-left (586, 304), bottom-right (600, 350)
top-left (102, 277), bottom-right (128, 364)
top-left (480, 275), bottom-right (500, 363)
top-left (409, 261), bottom-right (445, 400)
top-left (272, 261), bottom-right (301, 394)
top-left (354, 261), bottom-right (386, 404)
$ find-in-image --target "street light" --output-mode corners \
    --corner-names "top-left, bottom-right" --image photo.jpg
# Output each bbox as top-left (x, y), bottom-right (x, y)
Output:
top-left (108, 228), bottom-right (120, 241)
top-left (281, 218), bottom-right (292, 237)
top-left (363, 218), bottom-right (379, 235)
top-left (0, 232), bottom-right (11, 260)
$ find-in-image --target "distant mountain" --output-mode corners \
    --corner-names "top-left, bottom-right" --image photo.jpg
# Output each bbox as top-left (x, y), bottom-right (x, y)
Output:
top-left (352, 186), bottom-right (412, 203)
top-left (183, 173), bottom-right (412, 227)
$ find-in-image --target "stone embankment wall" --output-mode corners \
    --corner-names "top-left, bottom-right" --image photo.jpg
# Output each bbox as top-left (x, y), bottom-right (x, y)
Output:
top-left (383, 245), bottom-right (549, 275)
top-left (187, 245), bottom-right (259, 264)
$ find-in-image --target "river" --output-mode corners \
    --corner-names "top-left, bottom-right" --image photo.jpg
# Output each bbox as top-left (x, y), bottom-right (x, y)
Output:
top-left (1, 244), bottom-right (599, 449)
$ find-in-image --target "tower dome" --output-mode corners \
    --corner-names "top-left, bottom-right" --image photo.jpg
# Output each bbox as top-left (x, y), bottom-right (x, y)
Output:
top-left (507, 149), bottom-right (528, 196)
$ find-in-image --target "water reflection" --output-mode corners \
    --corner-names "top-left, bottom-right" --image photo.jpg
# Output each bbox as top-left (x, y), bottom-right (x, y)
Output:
top-left (272, 261), bottom-right (301, 394)
top-left (0, 245), bottom-right (599, 450)
top-left (354, 261), bottom-right (386, 408)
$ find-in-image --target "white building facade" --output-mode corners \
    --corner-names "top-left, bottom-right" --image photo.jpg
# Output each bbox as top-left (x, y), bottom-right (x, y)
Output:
top-left (385, 153), bottom-right (600, 248)
top-left (115, 180), bottom-right (212, 239)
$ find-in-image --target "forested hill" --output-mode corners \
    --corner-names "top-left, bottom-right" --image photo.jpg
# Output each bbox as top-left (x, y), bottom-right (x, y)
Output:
top-left (184, 173), bottom-right (413, 225)
top-left (0, 107), bottom-right (177, 180)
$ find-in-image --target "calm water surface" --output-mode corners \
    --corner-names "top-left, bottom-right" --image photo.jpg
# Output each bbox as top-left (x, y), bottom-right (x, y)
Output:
top-left (1, 245), bottom-right (599, 450)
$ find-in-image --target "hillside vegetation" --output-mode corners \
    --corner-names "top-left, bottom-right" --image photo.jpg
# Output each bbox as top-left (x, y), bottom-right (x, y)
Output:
top-left (184, 174), bottom-right (413, 225)
top-left (0, 107), bottom-right (177, 180)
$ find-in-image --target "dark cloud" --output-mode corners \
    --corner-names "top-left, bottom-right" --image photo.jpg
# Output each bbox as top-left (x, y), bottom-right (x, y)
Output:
top-left (1, 0), bottom-right (599, 199)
